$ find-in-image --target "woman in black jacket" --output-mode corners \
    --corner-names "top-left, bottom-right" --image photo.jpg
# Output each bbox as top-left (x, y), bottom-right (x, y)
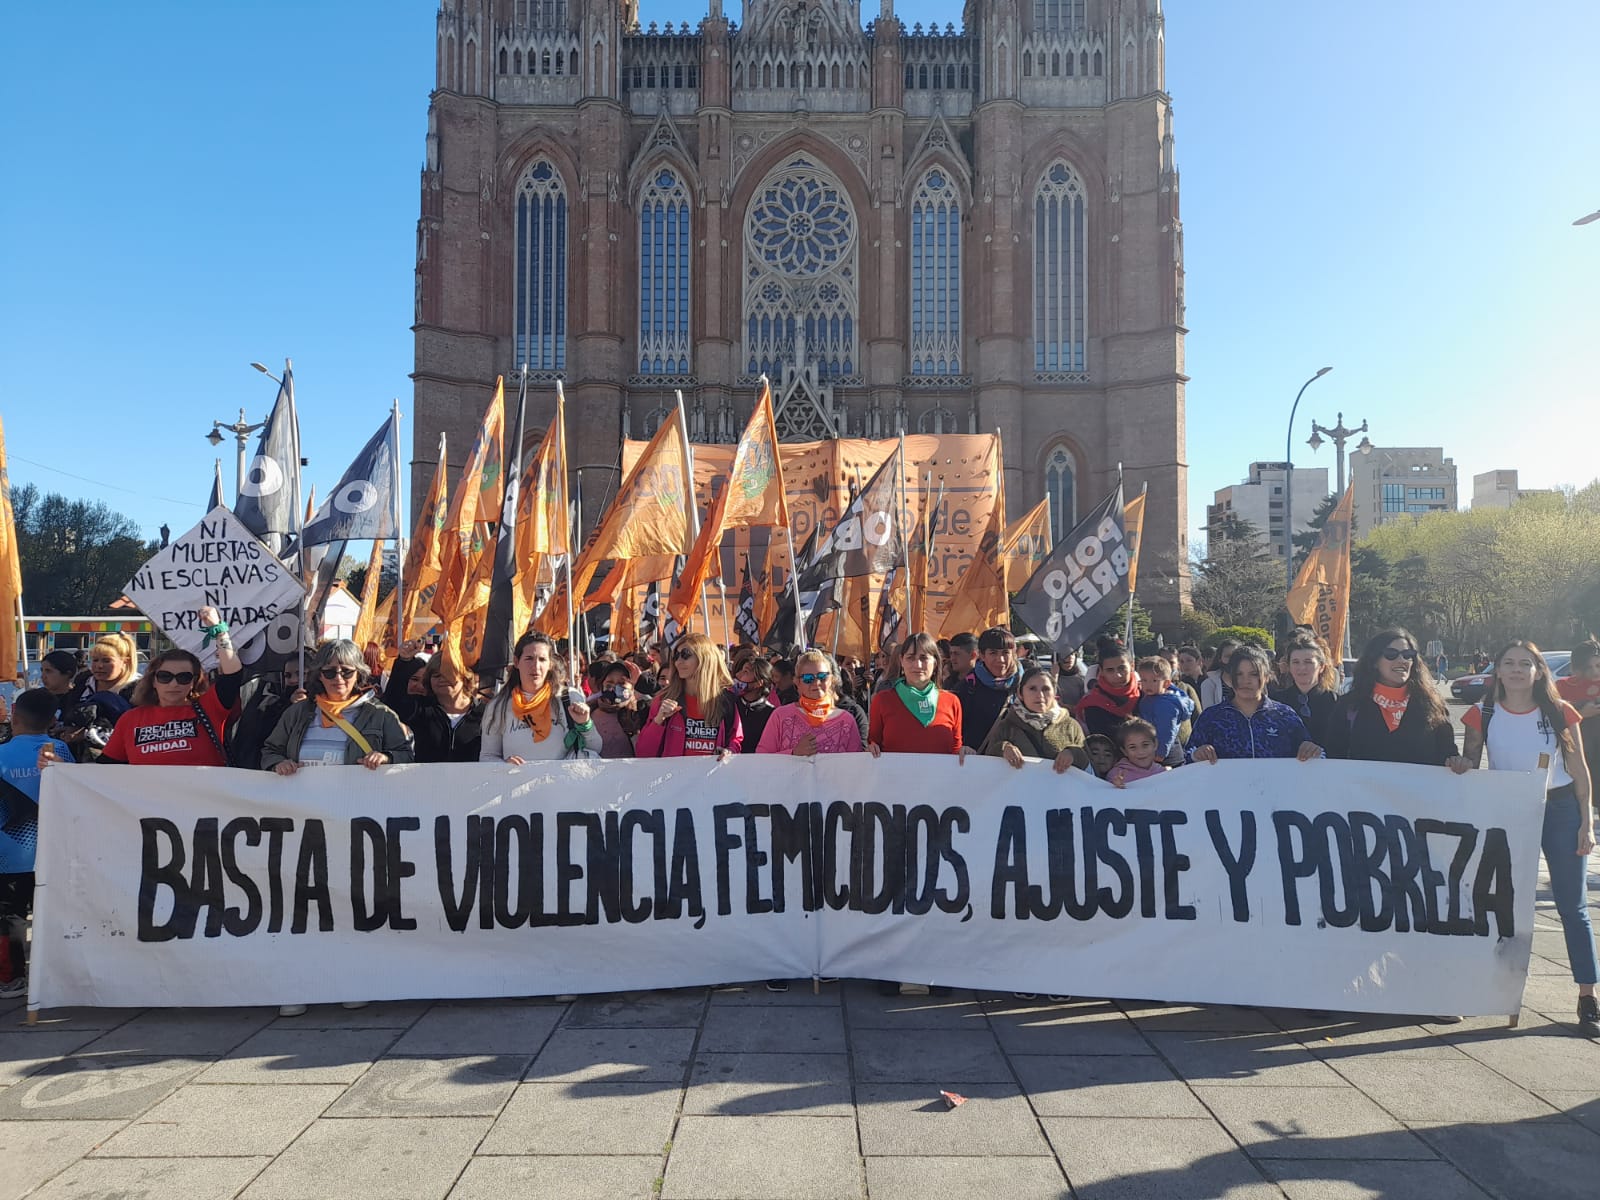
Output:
top-left (1268, 633), bottom-right (1339, 747)
top-left (410, 659), bottom-right (486, 763)
top-left (1324, 628), bottom-right (1467, 771)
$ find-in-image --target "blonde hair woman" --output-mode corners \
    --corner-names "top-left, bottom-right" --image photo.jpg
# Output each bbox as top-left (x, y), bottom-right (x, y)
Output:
top-left (635, 633), bottom-right (742, 759)
top-left (86, 633), bottom-right (140, 698)
top-left (756, 649), bottom-right (862, 756)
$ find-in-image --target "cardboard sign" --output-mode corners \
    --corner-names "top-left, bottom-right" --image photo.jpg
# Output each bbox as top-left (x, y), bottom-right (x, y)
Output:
top-left (124, 507), bottom-right (306, 668)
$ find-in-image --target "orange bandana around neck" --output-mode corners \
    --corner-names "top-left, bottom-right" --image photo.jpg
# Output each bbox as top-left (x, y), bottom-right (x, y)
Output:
top-left (797, 693), bottom-right (834, 727)
top-left (511, 681), bottom-right (554, 742)
top-left (315, 692), bottom-right (362, 729)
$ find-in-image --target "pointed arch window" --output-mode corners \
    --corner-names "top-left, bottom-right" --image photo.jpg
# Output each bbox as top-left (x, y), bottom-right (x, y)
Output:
top-left (909, 169), bottom-right (961, 377)
top-left (1045, 444), bottom-right (1077, 540)
top-left (742, 157), bottom-right (858, 381)
top-left (638, 168), bottom-right (692, 376)
top-left (1034, 161), bottom-right (1087, 375)
top-left (514, 161), bottom-right (568, 372)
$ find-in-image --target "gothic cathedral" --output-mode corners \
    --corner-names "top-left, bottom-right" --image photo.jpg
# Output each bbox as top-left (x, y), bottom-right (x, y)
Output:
top-left (415, 0), bottom-right (1190, 625)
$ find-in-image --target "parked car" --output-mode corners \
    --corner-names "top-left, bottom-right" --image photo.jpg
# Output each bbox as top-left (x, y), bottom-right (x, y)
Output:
top-left (1450, 651), bottom-right (1570, 703)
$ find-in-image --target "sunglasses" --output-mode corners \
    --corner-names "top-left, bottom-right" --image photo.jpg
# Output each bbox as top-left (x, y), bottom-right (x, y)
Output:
top-left (799, 671), bottom-right (831, 684)
top-left (153, 670), bottom-right (196, 686)
top-left (673, 649), bottom-right (697, 662)
top-left (320, 666), bottom-right (359, 681)
top-left (1380, 648), bottom-right (1418, 662)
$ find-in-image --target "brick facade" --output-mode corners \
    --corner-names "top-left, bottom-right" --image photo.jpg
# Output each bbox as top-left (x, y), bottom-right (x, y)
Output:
top-left (415, 0), bottom-right (1190, 626)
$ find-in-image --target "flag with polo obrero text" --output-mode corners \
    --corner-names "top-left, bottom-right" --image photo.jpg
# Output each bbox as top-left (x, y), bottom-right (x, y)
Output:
top-left (1011, 484), bottom-right (1131, 657)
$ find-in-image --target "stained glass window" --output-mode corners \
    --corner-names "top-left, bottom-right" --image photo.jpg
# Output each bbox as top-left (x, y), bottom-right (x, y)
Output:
top-left (909, 170), bottom-right (961, 376)
top-left (742, 158), bottom-right (858, 381)
top-left (1046, 444), bottom-right (1077, 539)
top-left (1034, 161), bottom-right (1088, 375)
top-left (638, 168), bottom-right (691, 375)
top-left (514, 161), bottom-right (567, 372)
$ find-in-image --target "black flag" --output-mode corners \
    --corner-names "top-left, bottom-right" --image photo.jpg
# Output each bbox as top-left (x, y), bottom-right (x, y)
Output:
top-left (765, 524), bottom-right (819, 651)
top-left (233, 365), bottom-right (302, 557)
top-left (1010, 484), bottom-right (1131, 657)
top-left (797, 445), bottom-right (905, 590)
top-left (302, 414), bottom-right (400, 547)
top-left (734, 559), bottom-right (761, 645)
top-left (206, 460), bottom-right (224, 513)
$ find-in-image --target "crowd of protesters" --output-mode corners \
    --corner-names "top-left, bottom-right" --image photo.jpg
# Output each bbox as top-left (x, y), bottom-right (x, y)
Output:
top-left (1, 607), bottom-right (1596, 1033)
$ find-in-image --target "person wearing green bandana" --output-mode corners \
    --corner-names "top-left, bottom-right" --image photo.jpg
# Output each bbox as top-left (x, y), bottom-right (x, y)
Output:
top-left (868, 632), bottom-right (967, 760)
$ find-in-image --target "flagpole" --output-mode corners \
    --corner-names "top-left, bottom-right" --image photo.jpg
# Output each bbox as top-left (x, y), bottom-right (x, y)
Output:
top-left (673, 391), bottom-right (711, 638)
top-left (285, 358), bottom-right (307, 683)
top-left (897, 434), bottom-right (910, 638)
top-left (388, 399), bottom-right (405, 659)
top-left (556, 380), bottom-right (577, 661)
top-left (15, 596), bottom-right (29, 683)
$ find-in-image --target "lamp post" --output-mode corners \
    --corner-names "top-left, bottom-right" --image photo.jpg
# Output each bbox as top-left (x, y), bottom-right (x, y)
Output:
top-left (206, 408), bottom-right (267, 504)
top-left (1284, 366), bottom-right (1333, 594)
top-left (1307, 411), bottom-right (1369, 495)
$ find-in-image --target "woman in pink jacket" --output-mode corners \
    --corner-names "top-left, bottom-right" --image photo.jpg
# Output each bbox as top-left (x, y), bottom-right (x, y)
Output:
top-left (756, 649), bottom-right (863, 756)
top-left (634, 633), bottom-right (742, 759)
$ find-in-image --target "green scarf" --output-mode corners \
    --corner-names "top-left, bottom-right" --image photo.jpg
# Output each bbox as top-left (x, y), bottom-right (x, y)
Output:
top-left (895, 679), bottom-right (940, 728)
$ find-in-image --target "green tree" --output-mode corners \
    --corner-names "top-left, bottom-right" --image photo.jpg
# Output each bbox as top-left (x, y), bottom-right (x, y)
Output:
top-left (1189, 517), bottom-right (1280, 630)
top-left (11, 484), bottom-right (158, 613)
top-left (343, 559), bottom-right (398, 604)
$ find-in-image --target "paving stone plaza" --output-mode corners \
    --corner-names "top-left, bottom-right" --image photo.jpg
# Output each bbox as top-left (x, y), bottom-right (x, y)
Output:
top-left (4, 857), bottom-right (1597, 1200)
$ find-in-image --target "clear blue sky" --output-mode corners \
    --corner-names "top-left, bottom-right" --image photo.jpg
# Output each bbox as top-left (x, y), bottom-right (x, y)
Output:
top-left (3, 1), bottom-right (1596, 549)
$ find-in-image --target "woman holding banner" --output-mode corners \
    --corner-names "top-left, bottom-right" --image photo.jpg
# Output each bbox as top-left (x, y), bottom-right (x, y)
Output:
top-left (636, 633), bottom-right (742, 759)
top-left (868, 633), bottom-right (966, 759)
top-left (261, 639), bottom-right (414, 773)
top-left (480, 632), bottom-right (601, 763)
top-left (1324, 630), bottom-right (1464, 769)
top-left (981, 666), bottom-right (1088, 772)
top-left (1187, 645), bottom-right (1323, 763)
top-left (38, 607), bottom-right (243, 769)
top-left (756, 649), bottom-right (862, 756)
top-left (1461, 641), bottom-right (1598, 1035)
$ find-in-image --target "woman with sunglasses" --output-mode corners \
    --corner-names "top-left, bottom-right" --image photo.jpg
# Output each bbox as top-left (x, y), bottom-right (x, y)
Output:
top-left (40, 607), bottom-right (243, 768)
top-left (1462, 640), bottom-right (1597, 1034)
top-left (636, 633), bottom-right (743, 759)
top-left (481, 632), bottom-right (601, 764)
top-left (1324, 630), bottom-right (1465, 770)
top-left (261, 639), bottom-right (414, 774)
top-left (756, 649), bottom-right (863, 755)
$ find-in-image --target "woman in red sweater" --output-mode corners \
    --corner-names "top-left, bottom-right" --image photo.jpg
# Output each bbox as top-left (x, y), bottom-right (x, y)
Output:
top-left (868, 632), bottom-right (967, 759)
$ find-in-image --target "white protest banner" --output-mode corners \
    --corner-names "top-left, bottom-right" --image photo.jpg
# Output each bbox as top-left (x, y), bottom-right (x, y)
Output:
top-left (31, 757), bottom-right (1544, 1015)
top-left (124, 507), bottom-right (306, 669)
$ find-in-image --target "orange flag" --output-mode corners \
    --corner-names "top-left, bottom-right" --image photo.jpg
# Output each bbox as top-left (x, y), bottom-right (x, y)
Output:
top-left (1286, 485), bottom-right (1354, 661)
top-left (0, 415), bottom-right (23, 680)
top-left (568, 404), bottom-right (693, 605)
top-left (667, 382), bottom-right (788, 627)
top-left (1001, 497), bottom-right (1052, 594)
top-left (351, 540), bottom-right (385, 649)
top-left (512, 389), bottom-right (570, 637)
top-left (400, 435), bottom-right (448, 641)
top-left (1123, 488), bottom-right (1149, 594)
top-left (939, 504), bottom-right (1008, 639)
top-left (432, 380), bottom-right (506, 673)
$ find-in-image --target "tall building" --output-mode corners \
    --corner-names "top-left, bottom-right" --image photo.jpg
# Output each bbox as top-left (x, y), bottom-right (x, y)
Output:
top-left (1472, 469), bottom-right (1549, 510)
top-left (1349, 446), bottom-right (1457, 536)
top-left (1205, 461), bottom-right (1329, 562)
top-left (414, 0), bottom-right (1190, 624)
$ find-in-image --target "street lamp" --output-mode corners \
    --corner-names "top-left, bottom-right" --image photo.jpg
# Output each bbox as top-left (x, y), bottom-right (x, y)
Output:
top-left (1307, 411), bottom-right (1369, 495)
top-left (1284, 366), bottom-right (1333, 593)
top-left (206, 408), bottom-right (267, 503)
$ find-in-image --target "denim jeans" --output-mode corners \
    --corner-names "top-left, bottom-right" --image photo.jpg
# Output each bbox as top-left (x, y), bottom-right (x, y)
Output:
top-left (1543, 785), bottom-right (1599, 986)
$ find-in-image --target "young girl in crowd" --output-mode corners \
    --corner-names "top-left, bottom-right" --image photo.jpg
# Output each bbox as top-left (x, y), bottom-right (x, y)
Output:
top-left (980, 665), bottom-right (1087, 772)
top-left (1463, 641), bottom-right (1596, 1035)
top-left (1083, 734), bottom-right (1116, 778)
top-left (587, 660), bottom-right (643, 758)
top-left (1107, 718), bottom-right (1170, 788)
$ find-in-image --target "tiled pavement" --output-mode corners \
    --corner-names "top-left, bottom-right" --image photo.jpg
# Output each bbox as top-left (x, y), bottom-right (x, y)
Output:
top-left (3, 881), bottom-right (1597, 1199)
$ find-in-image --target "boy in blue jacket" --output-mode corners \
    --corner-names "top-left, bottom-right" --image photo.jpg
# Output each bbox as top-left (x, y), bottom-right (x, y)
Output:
top-left (1135, 656), bottom-right (1196, 767)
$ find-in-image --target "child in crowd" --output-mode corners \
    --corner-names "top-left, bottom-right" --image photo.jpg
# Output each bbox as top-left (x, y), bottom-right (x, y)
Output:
top-left (1108, 717), bottom-right (1171, 788)
top-left (1135, 655), bottom-right (1196, 766)
top-left (0, 689), bottom-right (72, 998)
top-left (1084, 733), bottom-right (1117, 778)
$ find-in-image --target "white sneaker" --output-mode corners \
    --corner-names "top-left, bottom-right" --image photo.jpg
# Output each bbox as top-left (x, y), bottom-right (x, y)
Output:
top-left (340, 1001), bottom-right (370, 1010)
top-left (278, 1003), bottom-right (308, 1017)
top-left (0, 975), bottom-right (27, 1000)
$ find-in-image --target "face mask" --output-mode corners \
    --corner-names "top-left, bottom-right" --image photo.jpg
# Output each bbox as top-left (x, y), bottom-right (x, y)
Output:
top-left (730, 679), bottom-right (750, 696)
